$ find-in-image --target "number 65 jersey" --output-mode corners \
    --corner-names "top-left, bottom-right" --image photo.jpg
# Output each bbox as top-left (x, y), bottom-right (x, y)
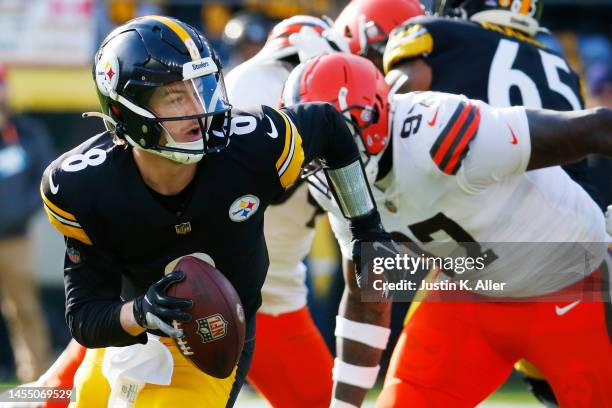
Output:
top-left (385, 16), bottom-right (584, 111)
top-left (311, 91), bottom-right (610, 297)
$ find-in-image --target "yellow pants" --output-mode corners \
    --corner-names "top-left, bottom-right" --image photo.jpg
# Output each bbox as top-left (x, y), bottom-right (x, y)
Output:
top-left (69, 338), bottom-right (237, 408)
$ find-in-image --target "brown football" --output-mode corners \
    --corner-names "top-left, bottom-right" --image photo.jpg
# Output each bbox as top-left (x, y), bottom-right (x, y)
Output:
top-left (167, 255), bottom-right (246, 378)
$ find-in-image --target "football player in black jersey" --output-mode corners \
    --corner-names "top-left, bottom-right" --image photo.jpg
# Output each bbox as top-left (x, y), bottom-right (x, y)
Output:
top-left (382, 1), bottom-right (602, 404)
top-left (383, 0), bottom-right (603, 207)
top-left (40, 16), bottom-right (403, 407)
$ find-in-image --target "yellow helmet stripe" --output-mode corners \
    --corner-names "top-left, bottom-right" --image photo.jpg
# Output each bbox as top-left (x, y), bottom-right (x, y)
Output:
top-left (147, 15), bottom-right (201, 60)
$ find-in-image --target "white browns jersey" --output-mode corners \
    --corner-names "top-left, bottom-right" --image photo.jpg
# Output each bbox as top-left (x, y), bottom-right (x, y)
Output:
top-left (311, 91), bottom-right (610, 297)
top-left (226, 58), bottom-right (320, 315)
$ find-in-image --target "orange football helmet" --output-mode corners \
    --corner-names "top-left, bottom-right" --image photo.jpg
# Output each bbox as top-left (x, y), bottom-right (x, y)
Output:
top-left (282, 52), bottom-right (391, 155)
top-left (334, 0), bottom-right (425, 56)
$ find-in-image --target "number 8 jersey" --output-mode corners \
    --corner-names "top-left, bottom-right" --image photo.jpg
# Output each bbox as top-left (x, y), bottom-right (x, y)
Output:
top-left (311, 91), bottom-right (609, 297)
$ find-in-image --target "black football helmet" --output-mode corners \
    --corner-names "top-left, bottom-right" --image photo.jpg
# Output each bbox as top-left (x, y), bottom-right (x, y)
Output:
top-left (89, 15), bottom-right (232, 164)
top-left (436, 0), bottom-right (543, 36)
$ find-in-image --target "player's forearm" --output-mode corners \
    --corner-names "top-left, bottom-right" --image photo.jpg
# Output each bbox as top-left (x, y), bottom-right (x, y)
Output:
top-left (333, 260), bottom-right (391, 407)
top-left (320, 103), bottom-right (380, 224)
top-left (65, 265), bottom-right (147, 347)
top-left (527, 107), bottom-right (612, 170)
top-left (317, 103), bottom-right (362, 169)
top-left (120, 300), bottom-right (147, 336)
top-left (66, 300), bottom-right (146, 348)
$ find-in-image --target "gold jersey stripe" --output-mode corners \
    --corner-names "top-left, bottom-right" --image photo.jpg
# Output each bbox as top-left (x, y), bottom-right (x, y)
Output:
top-left (40, 185), bottom-right (77, 221)
top-left (383, 25), bottom-right (433, 74)
top-left (148, 15), bottom-right (201, 61)
top-left (43, 206), bottom-right (92, 245)
top-left (278, 115), bottom-right (304, 188)
top-left (274, 109), bottom-right (293, 171)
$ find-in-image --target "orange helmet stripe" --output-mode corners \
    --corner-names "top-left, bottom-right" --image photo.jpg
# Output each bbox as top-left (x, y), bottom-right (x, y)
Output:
top-left (520, 0), bottom-right (532, 14)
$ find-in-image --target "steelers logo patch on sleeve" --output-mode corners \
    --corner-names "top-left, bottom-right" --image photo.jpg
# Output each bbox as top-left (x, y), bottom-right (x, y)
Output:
top-left (228, 194), bottom-right (260, 222)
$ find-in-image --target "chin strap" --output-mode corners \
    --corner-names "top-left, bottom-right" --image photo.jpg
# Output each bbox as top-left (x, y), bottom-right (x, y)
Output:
top-left (83, 111), bottom-right (130, 139)
top-left (82, 111), bottom-right (205, 164)
top-left (82, 111), bottom-right (117, 127)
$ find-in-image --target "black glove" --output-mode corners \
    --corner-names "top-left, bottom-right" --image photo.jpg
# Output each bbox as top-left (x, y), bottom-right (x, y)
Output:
top-left (522, 375), bottom-right (558, 407)
top-left (133, 271), bottom-right (193, 337)
top-left (350, 211), bottom-right (394, 289)
top-left (350, 211), bottom-right (425, 300)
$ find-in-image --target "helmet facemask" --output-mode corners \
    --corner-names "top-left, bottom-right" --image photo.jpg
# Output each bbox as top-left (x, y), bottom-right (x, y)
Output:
top-left (336, 86), bottom-right (387, 183)
top-left (135, 71), bottom-right (231, 164)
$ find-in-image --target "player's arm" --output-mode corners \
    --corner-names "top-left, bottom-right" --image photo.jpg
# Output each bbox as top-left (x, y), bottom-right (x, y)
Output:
top-left (41, 165), bottom-right (190, 347)
top-left (270, 102), bottom-right (375, 223)
top-left (274, 103), bottom-right (399, 406)
top-left (333, 258), bottom-right (392, 407)
top-left (277, 102), bottom-right (395, 279)
top-left (429, 99), bottom-right (612, 191)
top-left (63, 240), bottom-right (190, 348)
top-left (61, 238), bottom-right (148, 347)
top-left (326, 208), bottom-right (394, 407)
top-left (526, 107), bottom-right (612, 170)
top-left (312, 197), bottom-right (398, 407)
top-left (383, 22), bottom-right (434, 93)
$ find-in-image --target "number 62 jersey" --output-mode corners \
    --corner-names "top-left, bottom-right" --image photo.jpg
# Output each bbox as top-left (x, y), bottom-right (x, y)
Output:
top-left (311, 91), bottom-right (610, 297)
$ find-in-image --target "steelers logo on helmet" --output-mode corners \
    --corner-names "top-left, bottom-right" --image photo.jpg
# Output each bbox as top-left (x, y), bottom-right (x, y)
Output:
top-left (95, 51), bottom-right (119, 97)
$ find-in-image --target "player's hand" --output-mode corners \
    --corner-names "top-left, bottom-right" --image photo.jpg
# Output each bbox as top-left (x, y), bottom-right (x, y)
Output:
top-left (132, 271), bottom-right (193, 337)
top-left (350, 212), bottom-right (401, 298)
top-left (289, 26), bottom-right (335, 62)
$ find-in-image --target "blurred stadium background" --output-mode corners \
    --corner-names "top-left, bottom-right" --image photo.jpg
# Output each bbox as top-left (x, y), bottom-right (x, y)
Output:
top-left (0, 0), bottom-right (611, 406)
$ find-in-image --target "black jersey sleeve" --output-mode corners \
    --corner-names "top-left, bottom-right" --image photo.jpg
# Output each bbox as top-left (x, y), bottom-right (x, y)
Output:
top-left (265, 102), bottom-right (360, 188)
top-left (41, 138), bottom-right (146, 347)
top-left (235, 103), bottom-right (360, 190)
top-left (41, 162), bottom-right (93, 245)
top-left (63, 238), bottom-right (147, 348)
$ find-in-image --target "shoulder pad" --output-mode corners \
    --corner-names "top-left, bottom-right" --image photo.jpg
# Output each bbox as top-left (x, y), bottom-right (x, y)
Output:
top-left (41, 134), bottom-right (114, 245)
top-left (223, 105), bottom-right (303, 189)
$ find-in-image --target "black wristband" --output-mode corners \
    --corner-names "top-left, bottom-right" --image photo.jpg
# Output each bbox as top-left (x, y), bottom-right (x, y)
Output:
top-left (349, 210), bottom-right (385, 237)
top-left (132, 296), bottom-right (147, 328)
